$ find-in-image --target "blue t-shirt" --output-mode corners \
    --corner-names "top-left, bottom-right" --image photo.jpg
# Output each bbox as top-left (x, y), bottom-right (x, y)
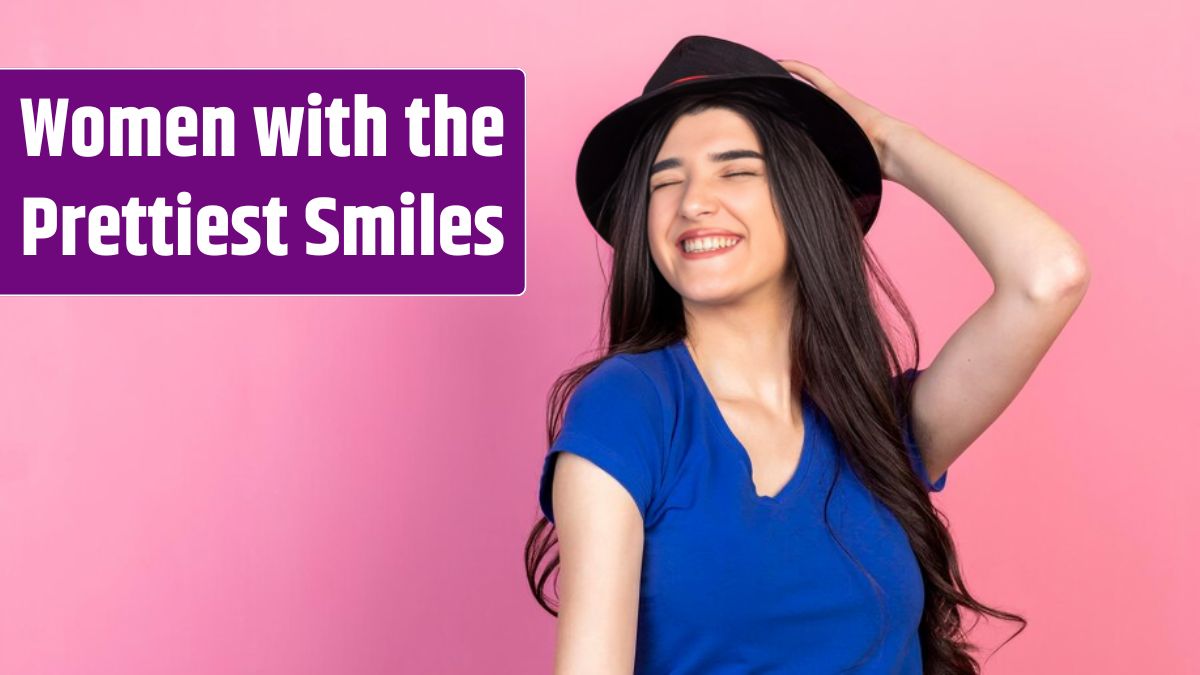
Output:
top-left (538, 339), bottom-right (947, 674)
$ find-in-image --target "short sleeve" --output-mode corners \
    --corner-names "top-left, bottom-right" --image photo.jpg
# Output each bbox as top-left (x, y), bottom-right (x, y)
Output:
top-left (538, 356), bottom-right (665, 525)
top-left (896, 368), bottom-right (947, 492)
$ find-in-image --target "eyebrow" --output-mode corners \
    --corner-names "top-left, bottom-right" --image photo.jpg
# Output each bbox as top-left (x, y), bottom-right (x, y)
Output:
top-left (650, 149), bottom-right (764, 177)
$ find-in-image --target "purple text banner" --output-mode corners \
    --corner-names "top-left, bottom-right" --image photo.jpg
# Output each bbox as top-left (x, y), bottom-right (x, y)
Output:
top-left (1, 68), bottom-right (525, 295)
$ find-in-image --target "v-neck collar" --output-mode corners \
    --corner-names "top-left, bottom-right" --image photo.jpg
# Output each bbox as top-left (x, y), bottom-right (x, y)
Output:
top-left (671, 339), bottom-right (815, 504)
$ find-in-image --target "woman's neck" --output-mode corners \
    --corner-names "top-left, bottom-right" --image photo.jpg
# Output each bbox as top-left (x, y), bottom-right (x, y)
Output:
top-left (682, 292), bottom-right (800, 418)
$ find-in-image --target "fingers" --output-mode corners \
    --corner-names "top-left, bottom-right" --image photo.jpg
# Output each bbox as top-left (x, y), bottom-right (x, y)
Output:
top-left (775, 59), bottom-right (835, 90)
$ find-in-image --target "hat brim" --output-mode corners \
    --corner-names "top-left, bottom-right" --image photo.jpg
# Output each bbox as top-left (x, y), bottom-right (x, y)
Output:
top-left (575, 73), bottom-right (882, 244)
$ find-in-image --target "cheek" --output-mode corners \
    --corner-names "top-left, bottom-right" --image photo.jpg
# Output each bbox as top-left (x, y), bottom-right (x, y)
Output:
top-left (762, 220), bottom-right (790, 260)
top-left (646, 202), bottom-right (673, 250)
top-left (647, 197), bottom-right (671, 229)
top-left (730, 191), bottom-right (785, 242)
top-left (727, 185), bottom-right (774, 216)
top-left (738, 210), bottom-right (791, 268)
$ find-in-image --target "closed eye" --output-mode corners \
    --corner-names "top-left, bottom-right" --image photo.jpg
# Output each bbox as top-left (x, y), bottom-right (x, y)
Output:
top-left (650, 171), bottom-right (760, 193)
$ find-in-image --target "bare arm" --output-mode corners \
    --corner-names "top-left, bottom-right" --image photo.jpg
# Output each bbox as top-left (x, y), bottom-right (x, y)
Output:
top-left (551, 452), bottom-right (645, 675)
top-left (880, 123), bottom-right (1091, 484)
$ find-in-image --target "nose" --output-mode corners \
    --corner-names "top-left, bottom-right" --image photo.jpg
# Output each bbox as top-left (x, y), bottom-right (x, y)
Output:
top-left (679, 176), bottom-right (719, 220)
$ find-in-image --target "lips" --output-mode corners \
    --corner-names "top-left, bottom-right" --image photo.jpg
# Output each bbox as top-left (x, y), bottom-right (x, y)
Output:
top-left (676, 228), bottom-right (742, 247)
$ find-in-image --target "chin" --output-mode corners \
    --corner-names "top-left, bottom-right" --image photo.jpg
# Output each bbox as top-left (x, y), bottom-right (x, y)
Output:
top-left (678, 283), bottom-right (744, 306)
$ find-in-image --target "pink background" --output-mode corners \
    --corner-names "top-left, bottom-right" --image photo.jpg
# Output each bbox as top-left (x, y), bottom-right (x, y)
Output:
top-left (0, 1), bottom-right (1195, 673)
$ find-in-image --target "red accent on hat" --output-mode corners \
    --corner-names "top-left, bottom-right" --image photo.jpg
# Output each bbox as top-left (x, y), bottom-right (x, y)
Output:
top-left (667, 74), bottom-right (711, 86)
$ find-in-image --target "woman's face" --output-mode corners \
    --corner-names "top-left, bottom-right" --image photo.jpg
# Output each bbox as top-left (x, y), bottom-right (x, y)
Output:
top-left (646, 106), bottom-right (792, 308)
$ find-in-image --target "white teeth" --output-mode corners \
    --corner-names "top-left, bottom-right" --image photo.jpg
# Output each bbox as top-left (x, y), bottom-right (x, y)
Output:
top-left (682, 236), bottom-right (739, 253)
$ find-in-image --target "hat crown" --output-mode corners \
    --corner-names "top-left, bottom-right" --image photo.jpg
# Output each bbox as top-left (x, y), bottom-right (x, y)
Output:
top-left (643, 35), bottom-right (788, 96)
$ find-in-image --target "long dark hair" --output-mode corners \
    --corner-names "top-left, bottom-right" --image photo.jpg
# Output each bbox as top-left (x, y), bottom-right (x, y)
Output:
top-left (524, 85), bottom-right (1025, 674)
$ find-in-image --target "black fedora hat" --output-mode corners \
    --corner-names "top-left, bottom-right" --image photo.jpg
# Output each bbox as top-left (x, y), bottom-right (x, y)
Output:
top-left (575, 35), bottom-right (883, 245)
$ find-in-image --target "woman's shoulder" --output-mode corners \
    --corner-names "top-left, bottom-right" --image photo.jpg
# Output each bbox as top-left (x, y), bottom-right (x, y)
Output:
top-left (593, 343), bottom-right (685, 405)
top-left (545, 344), bottom-right (686, 526)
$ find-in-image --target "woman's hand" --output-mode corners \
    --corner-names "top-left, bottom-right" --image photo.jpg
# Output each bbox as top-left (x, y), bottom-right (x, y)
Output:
top-left (775, 59), bottom-right (912, 180)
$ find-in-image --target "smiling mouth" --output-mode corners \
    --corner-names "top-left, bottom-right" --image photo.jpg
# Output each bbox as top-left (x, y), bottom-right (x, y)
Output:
top-left (678, 236), bottom-right (743, 257)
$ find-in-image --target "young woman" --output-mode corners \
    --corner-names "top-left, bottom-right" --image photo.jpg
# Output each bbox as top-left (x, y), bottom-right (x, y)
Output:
top-left (525, 36), bottom-right (1088, 674)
